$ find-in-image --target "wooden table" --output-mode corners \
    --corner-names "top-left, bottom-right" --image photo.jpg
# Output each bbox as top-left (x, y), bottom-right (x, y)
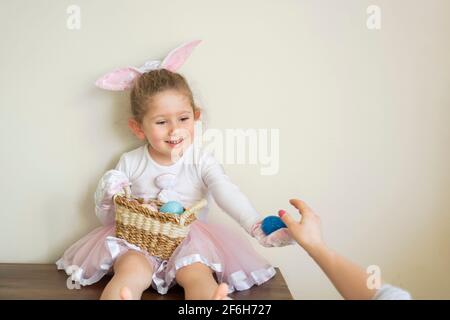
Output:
top-left (0, 264), bottom-right (293, 300)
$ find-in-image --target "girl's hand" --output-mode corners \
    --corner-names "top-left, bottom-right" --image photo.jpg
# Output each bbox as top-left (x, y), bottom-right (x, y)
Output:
top-left (96, 170), bottom-right (131, 204)
top-left (94, 170), bottom-right (131, 225)
top-left (251, 221), bottom-right (295, 247)
top-left (279, 199), bottom-right (325, 253)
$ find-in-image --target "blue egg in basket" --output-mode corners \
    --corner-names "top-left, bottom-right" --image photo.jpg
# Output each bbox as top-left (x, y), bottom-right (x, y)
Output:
top-left (261, 216), bottom-right (287, 235)
top-left (159, 201), bottom-right (185, 215)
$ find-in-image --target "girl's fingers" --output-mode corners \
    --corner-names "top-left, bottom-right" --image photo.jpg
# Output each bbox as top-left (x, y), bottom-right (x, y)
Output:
top-left (278, 210), bottom-right (297, 227)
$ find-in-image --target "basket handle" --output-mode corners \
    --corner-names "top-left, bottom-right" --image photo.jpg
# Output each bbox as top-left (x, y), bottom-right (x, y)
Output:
top-left (180, 199), bottom-right (207, 225)
top-left (186, 199), bottom-right (208, 212)
top-left (123, 186), bottom-right (131, 198)
top-left (113, 186), bottom-right (131, 201)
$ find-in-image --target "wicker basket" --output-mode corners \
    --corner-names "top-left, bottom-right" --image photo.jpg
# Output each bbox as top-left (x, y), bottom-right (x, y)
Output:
top-left (113, 188), bottom-right (207, 260)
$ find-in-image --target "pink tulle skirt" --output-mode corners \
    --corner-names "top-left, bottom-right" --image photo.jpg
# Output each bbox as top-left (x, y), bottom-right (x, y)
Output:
top-left (56, 220), bottom-right (275, 294)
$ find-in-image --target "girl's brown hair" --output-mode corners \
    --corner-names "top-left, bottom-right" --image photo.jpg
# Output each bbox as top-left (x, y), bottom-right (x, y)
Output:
top-left (130, 69), bottom-right (197, 123)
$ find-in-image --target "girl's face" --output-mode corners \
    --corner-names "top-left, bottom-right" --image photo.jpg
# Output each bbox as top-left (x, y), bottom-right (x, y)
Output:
top-left (128, 89), bottom-right (200, 165)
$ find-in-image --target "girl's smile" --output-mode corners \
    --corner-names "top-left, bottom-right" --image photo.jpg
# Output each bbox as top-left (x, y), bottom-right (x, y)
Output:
top-left (128, 89), bottom-right (200, 165)
top-left (165, 137), bottom-right (184, 147)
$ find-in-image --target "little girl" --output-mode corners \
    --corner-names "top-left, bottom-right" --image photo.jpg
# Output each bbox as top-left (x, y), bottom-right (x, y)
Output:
top-left (56, 40), bottom-right (293, 300)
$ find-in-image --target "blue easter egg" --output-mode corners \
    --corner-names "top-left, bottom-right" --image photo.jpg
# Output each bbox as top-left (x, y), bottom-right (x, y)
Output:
top-left (261, 216), bottom-right (287, 235)
top-left (159, 201), bottom-right (185, 215)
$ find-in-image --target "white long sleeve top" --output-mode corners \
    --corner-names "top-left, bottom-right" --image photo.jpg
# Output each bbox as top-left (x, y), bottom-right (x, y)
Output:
top-left (95, 143), bottom-right (261, 233)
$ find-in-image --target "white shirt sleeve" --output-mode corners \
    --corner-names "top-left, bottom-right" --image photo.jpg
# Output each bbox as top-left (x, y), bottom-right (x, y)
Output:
top-left (94, 155), bottom-right (130, 225)
top-left (372, 284), bottom-right (412, 300)
top-left (115, 154), bottom-right (129, 175)
top-left (199, 152), bottom-right (261, 233)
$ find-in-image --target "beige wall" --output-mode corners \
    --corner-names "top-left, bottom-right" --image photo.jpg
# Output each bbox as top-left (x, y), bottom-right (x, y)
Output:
top-left (1, 0), bottom-right (449, 299)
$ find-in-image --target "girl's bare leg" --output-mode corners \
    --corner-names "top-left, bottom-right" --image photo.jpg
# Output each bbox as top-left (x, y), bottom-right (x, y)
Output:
top-left (175, 262), bottom-right (218, 300)
top-left (100, 251), bottom-right (153, 300)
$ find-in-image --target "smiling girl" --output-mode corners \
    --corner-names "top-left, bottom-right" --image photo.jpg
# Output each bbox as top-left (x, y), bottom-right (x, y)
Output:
top-left (56, 41), bottom-right (293, 300)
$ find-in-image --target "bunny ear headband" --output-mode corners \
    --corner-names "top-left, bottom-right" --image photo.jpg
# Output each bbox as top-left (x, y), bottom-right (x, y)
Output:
top-left (95, 40), bottom-right (202, 91)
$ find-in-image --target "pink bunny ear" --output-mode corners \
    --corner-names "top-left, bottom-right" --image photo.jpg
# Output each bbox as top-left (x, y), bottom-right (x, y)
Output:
top-left (161, 40), bottom-right (202, 72)
top-left (95, 67), bottom-right (142, 91)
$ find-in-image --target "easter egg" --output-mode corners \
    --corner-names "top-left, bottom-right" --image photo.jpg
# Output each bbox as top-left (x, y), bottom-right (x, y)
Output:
top-left (159, 201), bottom-right (185, 215)
top-left (261, 216), bottom-right (287, 235)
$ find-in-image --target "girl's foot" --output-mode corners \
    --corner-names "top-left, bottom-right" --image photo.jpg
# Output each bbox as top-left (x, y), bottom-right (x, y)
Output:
top-left (212, 283), bottom-right (232, 300)
top-left (120, 287), bottom-right (133, 300)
